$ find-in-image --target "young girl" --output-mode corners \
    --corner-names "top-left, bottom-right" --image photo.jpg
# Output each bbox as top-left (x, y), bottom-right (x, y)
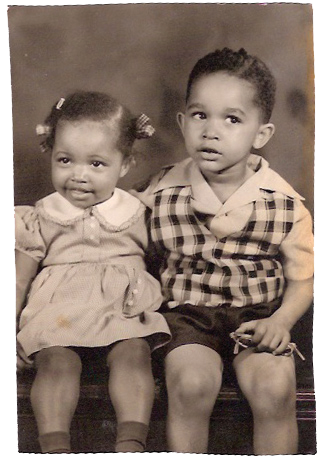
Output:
top-left (15, 91), bottom-right (171, 453)
top-left (132, 48), bottom-right (314, 454)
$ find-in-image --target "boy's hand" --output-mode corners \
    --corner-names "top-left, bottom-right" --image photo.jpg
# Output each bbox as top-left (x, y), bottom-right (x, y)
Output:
top-left (235, 316), bottom-right (291, 356)
top-left (16, 341), bottom-right (33, 371)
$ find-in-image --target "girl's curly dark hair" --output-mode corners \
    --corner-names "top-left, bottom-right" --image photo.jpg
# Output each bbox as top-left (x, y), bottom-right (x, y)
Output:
top-left (40, 91), bottom-right (138, 157)
top-left (186, 47), bottom-right (276, 123)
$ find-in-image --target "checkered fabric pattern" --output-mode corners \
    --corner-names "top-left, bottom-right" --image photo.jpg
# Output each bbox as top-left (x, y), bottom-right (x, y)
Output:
top-left (151, 186), bottom-right (295, 308)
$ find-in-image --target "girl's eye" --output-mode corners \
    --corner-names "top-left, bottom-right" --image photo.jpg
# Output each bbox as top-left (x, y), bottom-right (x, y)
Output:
top-left (58, 157), bottom-right (70, 164)
top-left (92, 161), bottom-right (104, 168)
top-left (227, 115), bottom-right (241, 124)
top-left (192, 112), bottom-right (207, 120)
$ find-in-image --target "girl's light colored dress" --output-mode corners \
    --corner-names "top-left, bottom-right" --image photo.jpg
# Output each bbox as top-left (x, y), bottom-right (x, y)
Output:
top-left (16, 189), bottom-right (171, 357)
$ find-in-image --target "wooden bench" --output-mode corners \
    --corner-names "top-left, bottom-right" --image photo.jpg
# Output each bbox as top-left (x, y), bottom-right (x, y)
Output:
top-left (17, 306), bottom-right (316, 454)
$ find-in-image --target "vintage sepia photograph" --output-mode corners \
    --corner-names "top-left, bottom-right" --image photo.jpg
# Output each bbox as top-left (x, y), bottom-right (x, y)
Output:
top-left (5, 1), bottom-right (317, 455)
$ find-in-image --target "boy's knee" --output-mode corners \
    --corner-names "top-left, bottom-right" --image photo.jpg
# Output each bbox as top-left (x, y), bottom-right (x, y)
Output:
top-left (167, 368), bottom-right (220, 408)
top-left (243, 365), bottom-right (296, 417)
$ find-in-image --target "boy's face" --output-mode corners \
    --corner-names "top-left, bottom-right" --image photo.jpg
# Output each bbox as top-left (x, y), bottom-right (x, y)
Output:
top-left (178, 72), bottom-right (274, 183)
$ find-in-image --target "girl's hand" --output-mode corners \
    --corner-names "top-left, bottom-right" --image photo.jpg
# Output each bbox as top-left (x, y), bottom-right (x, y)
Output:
top-left (16, 341), bottom-right (33, 371)
top-left (234, 316), bottom-right (291, 356)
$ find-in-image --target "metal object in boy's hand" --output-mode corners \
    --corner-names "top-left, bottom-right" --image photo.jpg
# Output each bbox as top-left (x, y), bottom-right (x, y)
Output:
top-left (229, 332), bottom-right (305, 361)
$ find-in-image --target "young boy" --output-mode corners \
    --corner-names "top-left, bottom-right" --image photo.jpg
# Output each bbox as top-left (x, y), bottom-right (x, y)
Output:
top-left (132, 47), bottom-right (314, 454)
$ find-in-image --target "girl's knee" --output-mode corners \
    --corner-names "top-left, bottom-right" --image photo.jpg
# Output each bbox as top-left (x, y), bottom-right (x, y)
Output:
top-left (108, 338), bottom-right (151, 368)
top-left (36, 347), bottom-right (82, 375)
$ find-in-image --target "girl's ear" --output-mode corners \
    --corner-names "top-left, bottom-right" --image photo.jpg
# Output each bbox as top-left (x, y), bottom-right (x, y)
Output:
top-left (177, 112), bottom-right (186, 135)
top-left (119, 156), bottom-right (132, 178)
top-left (253, 123), bottom-right (275, 149)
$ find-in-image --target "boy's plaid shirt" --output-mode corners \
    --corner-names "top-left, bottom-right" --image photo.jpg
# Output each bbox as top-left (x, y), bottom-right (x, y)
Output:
top-left (151, 186), bottom-right (293, 308)
top-left (132, 156), bottom-right (314, 309)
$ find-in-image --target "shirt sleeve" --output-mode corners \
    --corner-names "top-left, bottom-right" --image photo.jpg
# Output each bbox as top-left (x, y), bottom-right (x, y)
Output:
top-left (129, 185), bottom-right (154, 209)
top-left (280, 199), bottom-right (314, 280)
top-left (129, 170), bottom-right (164, 209)
top-left (15, 206), bottom-right (46, 263)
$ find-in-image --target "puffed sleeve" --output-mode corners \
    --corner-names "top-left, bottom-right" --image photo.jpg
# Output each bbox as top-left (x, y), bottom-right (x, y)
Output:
top-left (15, 206), bottom-right (46, 263)
top-left (280, 200), bottom-right (314, 281)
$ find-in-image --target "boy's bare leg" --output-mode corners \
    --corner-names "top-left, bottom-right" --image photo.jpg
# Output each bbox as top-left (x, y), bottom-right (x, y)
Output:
top-left (233, 348), bottom-right (298, 454)
top-left (165, 344), bottom-right (223, 453)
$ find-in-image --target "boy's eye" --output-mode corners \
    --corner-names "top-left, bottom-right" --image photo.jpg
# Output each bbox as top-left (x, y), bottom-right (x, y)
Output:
top-left (192, 112), bottom-right (207, 120)
top-left (227, 115), bottom-right (241, 124)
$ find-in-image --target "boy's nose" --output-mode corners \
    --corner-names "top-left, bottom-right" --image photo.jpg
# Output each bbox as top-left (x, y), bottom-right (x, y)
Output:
top-left (203, 122), bottom-right (220, 140)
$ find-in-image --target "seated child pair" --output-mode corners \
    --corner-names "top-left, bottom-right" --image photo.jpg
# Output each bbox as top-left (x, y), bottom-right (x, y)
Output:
top-left (16, 46), bottom-right (314, 455)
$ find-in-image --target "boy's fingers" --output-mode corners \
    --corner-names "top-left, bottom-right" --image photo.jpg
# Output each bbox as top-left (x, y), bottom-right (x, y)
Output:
top-left (17, 355), bottom-right (28, 371)
top-left (17, 357), bottom-right (33, 371)
top-left (267, 335), bottom-right (282, 352)
top-left (17, 344), bottom-right (33, 366)
top-left (255, 334), bottom-right (280, 352)
top-left (235, 320), bottom-right (256, 334)
top-left (272, 337), bottom-right (291, 355)
top-left (20, 353), bottom-right (33, 365)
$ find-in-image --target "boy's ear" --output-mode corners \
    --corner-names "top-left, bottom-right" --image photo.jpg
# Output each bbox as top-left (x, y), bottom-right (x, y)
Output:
top-left (177, 112), bottom-right (186, 135)
top-left (253, 123), bottom-right (275, 149)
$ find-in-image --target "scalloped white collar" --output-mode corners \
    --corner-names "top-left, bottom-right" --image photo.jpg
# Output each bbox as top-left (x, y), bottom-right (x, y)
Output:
top-left (39, 188), bottom-right (142, 226)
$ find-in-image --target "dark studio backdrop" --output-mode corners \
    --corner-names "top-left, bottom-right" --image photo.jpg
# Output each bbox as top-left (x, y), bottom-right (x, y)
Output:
top-left (8, 3), bottom-right (314, 218)
top-left (8, 3), bottom-right (316, 454)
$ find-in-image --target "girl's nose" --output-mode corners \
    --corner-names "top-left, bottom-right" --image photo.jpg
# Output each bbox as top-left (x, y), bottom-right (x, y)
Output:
top-left (72, 165), bottom-right (88, 182)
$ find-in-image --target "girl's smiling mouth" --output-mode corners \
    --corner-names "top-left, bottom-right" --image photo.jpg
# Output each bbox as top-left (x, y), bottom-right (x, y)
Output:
top-left (68, 187), bottom-right (92, 197)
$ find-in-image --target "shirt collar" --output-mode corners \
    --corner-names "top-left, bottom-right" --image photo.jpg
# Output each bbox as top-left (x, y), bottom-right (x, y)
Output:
top-left (153, 157), bottom-right (192, 192)
top-left (246, 154), bottom-right (304, 200)
top-left (40, 189), bottom-right (142, 226)
top-left (153, 154), bottom-right (303, 215)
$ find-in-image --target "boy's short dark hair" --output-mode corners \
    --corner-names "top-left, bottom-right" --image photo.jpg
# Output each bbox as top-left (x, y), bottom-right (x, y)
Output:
top-left (186, 47), bottom-right (276, 123)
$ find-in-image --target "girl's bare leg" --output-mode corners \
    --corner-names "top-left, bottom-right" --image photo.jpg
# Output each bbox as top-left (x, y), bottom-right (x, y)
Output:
top-left (107, 338), bottom-right (155, 451)
top-left (31, 346), bottom-right (82, 452)
top-left (165, 344), bottom-right (223, 453)
top-left (233, 349), bottom-right (298, 454)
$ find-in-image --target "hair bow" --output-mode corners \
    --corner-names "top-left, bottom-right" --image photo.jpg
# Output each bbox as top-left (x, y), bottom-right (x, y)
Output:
top-left (36, 124), bottom-right (51, 136)
top-left (56, 98), bottom-right (65, 110)
top-left (135, 114), bottom-right (155, 139)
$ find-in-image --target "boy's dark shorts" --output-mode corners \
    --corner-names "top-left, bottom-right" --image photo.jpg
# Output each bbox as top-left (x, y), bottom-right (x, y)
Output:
top-left (157, 298), bottom-right (282, 361)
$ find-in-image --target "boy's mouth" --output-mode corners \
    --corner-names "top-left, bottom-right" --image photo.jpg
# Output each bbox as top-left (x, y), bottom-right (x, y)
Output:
top-left (199, 147), bottom-right (221, 160)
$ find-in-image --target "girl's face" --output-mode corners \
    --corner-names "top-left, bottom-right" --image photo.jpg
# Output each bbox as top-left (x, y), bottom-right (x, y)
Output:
top-left (178, 72), bottom-right (274, 183)
top-left (51, 120), bottom-right (130, 209)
